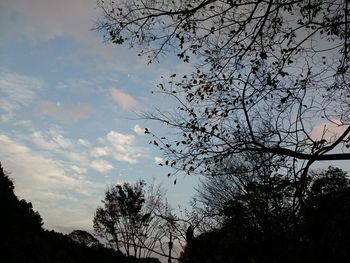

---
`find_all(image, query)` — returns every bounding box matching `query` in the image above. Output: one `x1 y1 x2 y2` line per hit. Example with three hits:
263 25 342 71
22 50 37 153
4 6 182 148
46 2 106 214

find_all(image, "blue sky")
0 0 198 233
1 0 350 235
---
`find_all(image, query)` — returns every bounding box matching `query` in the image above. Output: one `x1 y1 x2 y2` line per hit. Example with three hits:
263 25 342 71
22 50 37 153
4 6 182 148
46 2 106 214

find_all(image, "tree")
191 156 298 262
302 166 350 262
69 230 101 248
181 166 350 263
97 0 350 206
0 162 44 262
192 151 294 229
0 162 161 263
94 180 174 259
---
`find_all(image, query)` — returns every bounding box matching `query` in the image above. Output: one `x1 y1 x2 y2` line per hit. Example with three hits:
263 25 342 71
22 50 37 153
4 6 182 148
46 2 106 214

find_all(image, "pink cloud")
310 119 350 143
39 100 91 122
110 88 137 110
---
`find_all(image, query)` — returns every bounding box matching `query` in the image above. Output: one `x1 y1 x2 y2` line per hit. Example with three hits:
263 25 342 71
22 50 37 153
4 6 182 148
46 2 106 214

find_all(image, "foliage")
192 152 293 229
69 230 101 248
181 166 350 263
0 162 160 263
1 162 43 262
94 181 171 259
97 0 350 204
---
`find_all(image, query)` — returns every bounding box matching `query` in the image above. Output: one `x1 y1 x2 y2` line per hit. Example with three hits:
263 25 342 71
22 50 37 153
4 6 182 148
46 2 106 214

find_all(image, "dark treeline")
2 161 350 262
180 166 350 263
0 163 160 263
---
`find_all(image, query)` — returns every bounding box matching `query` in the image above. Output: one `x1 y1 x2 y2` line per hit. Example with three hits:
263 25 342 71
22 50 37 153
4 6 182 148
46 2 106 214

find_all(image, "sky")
0 0 199 233
1 0 350 236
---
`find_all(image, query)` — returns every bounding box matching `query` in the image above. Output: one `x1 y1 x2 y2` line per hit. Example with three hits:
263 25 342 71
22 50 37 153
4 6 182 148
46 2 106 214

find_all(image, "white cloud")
90 147 109 157
154 156 163 164
30 130 91 170
14 120 32 126
0 132 106 231
133 124 145 136
0 133 96 197
67 152 88 163
0 73 42 122
71 165 87 175
32 131 57 150
106 131 134 148
32 130 73 150
52 134 73 149
90 160 113 173
0 134 30 154
110 88 138 110
78 138 90 147
92 131 144 164
105 130 143 164
23 189 77 202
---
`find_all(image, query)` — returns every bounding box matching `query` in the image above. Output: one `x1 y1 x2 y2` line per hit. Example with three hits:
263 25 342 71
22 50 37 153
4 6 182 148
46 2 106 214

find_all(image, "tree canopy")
0 163 160 263
181 166 350 263
94 181 174 259
96 0 350 201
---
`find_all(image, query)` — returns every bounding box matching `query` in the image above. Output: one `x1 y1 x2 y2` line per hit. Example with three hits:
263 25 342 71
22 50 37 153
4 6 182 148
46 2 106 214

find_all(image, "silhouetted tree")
96 0 350 209
0 162 43 262
181 166 350 263
185 225 193 243
94 181 171 259
192 152 293 230
301 166 350 262
69 230 101 248
0 162 160 263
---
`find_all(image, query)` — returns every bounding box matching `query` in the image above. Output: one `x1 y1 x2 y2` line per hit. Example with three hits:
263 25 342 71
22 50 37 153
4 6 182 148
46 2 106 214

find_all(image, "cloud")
0 0 98 42
0 133 96 197
67 151 88 163
32 130 73 150
0 132 106 231
69 104 92 120
14 120 32 126
32 131 57 150
78 138 90 147
71 165 87 175
90 147 109 157
310 119 350 143
106 131 134 147
0 73 42 122
90 131 144 164
30 129 90 168
104 131 143 164
39 100 92 122
110 88 137 110
1 0 153 79
133 124 145 136
90 160 113 173
154 156 163 164
0 134 30 154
